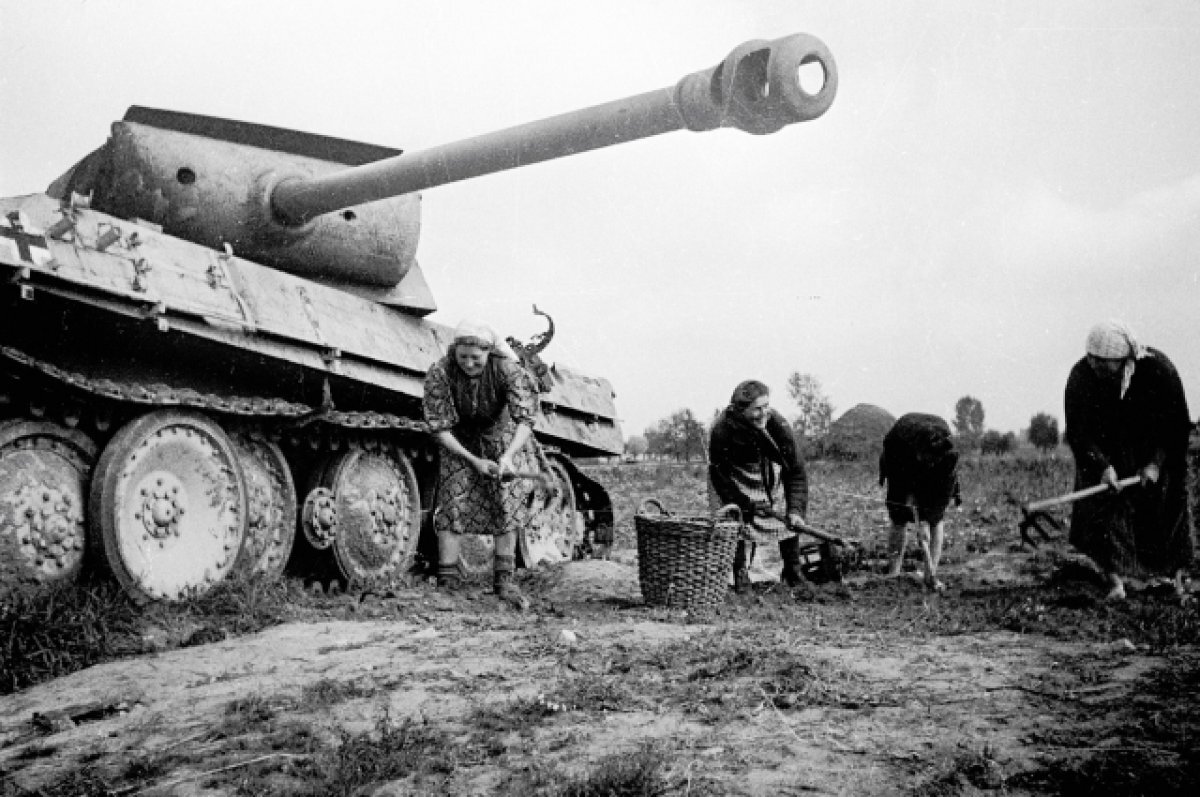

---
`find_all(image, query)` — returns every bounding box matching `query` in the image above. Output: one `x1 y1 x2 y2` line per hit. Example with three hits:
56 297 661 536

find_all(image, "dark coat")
1064 348 1194 577
708 406 808 520
879 413 961 525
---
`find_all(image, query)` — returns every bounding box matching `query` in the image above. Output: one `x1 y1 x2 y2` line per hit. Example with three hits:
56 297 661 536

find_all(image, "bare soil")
2 461 1198 796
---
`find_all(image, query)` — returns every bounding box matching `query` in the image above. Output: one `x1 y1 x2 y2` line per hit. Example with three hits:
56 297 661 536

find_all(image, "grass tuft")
308 710 452 796
504 742 723 797
1 573 317 695
0 578 140 694
299 677 378 709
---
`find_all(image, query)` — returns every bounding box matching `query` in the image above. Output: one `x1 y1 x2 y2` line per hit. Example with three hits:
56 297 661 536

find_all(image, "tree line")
954 395 1061 456
625 373 1062 461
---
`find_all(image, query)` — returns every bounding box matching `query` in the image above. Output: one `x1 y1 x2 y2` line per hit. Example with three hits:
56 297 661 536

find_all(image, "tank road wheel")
0 421 96 596
313 445 421 586
230 433 297 580
89 411 247 603
301 487 339 551
519 457 582 567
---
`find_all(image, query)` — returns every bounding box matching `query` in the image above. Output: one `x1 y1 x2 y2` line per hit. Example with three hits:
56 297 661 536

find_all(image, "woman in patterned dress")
708 380 809 592
423 319 543 609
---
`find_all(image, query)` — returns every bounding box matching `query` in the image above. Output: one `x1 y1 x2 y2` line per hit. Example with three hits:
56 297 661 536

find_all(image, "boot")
734 568 752 594
436 563 465 591
819 542 844 584
436 531 464 590
779 536 808 587
732 540 755 594
493 555 530 611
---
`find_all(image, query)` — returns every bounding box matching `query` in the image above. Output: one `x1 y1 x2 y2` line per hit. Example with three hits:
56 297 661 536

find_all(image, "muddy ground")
1 461 1198 796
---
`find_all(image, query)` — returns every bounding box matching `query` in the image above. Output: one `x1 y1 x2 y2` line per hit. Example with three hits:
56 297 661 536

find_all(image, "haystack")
825 403 895 460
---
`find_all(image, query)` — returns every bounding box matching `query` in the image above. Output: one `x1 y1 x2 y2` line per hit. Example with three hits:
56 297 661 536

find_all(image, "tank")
0 35 837 602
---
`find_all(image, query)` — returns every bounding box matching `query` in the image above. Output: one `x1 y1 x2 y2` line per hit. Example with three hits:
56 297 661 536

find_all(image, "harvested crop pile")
825 403 896 460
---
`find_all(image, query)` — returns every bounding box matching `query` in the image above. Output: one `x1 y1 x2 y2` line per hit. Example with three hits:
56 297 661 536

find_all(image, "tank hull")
0 193 619 599
1 193 622 452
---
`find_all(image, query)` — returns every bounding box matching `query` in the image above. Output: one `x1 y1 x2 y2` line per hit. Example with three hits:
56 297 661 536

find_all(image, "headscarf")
730 379 770 409
451 318 517 360
1085 320 1146 398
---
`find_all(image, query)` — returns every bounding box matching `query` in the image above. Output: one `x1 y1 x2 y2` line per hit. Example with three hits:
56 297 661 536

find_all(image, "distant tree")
644 409 707 461
786 372 834 440
643 427 665 460
624 435 648 460
1028 412 1061 453
676 410 709 461
953 395 985 450
980 430 1015 456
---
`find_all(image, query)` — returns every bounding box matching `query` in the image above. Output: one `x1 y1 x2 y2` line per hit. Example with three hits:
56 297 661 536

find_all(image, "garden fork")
1018 476 1140 547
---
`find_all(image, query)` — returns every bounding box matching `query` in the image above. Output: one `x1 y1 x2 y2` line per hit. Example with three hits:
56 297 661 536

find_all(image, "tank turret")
55 34 836 312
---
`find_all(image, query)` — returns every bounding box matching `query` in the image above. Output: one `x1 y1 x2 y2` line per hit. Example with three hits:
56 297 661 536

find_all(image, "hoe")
1018 476 1140 547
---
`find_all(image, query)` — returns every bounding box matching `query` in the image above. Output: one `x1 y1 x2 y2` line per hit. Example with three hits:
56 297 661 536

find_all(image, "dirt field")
2 458 1198 796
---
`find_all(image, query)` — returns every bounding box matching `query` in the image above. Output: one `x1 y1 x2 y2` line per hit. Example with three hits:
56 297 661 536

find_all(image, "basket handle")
637 498 670 517
714 504 742 524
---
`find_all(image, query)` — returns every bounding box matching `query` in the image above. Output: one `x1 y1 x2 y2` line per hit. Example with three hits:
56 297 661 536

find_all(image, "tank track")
1 346 429 435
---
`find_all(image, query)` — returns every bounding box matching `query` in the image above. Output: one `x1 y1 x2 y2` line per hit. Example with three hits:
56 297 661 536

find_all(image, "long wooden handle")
765 509 847 546
498 471 556 491
1025 476 1140 513
500 470 549 481
791 521 848 547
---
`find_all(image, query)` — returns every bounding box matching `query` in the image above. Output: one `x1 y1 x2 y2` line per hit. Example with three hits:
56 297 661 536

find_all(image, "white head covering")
1085 320 1146 398
451 318 517 360
453 318 495 347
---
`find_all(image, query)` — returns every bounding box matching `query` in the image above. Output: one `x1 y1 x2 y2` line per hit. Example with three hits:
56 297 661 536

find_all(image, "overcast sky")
3 0 1198 440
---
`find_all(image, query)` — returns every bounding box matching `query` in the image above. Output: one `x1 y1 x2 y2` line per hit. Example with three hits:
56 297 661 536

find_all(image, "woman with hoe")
423 319 546 610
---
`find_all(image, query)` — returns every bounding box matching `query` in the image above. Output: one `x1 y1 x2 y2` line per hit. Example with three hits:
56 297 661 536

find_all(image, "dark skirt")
885 479 952 526
1068 468 1194 579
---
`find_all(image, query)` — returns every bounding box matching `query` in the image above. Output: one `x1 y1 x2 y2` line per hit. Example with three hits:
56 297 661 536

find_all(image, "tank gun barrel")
270 34 836 226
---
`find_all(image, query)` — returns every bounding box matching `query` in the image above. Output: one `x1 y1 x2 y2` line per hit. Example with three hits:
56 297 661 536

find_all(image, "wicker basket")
635 499 741 608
